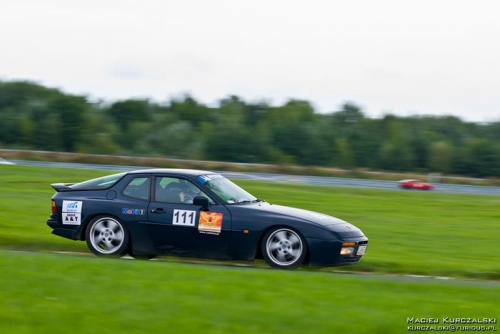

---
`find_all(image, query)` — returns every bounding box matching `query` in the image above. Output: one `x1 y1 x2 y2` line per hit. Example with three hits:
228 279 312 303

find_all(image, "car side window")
123 177 150 200
155 177 214 204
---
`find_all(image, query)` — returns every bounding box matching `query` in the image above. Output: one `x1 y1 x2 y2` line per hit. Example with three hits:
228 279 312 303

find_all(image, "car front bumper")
307 236 369 267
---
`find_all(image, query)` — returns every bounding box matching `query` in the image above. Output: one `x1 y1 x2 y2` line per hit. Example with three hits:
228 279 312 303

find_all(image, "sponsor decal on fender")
62 200 83 225
62 200 82 213
62 213 81 225
198 212 223 235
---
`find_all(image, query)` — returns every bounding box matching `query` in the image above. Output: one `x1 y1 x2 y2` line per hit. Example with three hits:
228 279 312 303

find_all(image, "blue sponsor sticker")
197 174 223 184
122 208 145 215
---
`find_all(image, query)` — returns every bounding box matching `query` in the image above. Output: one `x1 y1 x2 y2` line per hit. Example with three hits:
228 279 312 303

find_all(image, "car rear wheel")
261 228 307 269
85 216 129 257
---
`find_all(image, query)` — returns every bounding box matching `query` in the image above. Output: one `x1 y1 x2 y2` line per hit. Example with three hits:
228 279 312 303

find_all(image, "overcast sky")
1 0 499 122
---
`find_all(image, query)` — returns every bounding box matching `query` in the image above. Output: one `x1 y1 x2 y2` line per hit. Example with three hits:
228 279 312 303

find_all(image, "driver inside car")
168 188 193 204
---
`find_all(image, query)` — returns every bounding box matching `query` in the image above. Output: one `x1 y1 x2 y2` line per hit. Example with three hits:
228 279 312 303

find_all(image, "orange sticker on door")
198 212 223 234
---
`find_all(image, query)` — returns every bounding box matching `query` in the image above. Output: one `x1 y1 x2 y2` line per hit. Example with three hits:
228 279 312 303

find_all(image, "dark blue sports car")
47 169 368 268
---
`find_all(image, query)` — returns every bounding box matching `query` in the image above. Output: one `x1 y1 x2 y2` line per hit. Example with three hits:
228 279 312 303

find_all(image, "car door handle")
150 208 166 214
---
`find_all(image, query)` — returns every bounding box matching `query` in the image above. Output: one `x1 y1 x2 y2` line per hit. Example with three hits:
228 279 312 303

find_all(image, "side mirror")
193 196 210 211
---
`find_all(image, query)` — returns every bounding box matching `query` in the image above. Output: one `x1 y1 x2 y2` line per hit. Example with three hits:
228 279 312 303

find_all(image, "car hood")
245 203 364 237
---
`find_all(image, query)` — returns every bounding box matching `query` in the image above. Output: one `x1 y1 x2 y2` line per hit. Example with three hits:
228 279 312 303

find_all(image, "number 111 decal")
172 210 196 226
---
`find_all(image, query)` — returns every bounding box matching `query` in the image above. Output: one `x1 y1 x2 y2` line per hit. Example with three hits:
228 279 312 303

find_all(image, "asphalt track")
2 249 498 286
7 159 500 196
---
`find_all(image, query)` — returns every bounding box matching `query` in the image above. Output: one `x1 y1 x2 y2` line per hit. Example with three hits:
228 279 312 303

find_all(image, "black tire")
261 227 307 269
85 216 129 257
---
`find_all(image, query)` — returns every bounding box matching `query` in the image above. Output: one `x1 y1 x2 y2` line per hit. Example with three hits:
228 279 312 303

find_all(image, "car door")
146 175 231 250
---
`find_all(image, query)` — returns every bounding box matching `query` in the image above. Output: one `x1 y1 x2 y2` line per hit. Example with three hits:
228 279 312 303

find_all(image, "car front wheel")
261 228 307 269
85 216 129 257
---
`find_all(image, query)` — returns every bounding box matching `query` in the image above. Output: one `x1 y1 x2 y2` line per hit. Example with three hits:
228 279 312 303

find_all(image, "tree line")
1 80 499 177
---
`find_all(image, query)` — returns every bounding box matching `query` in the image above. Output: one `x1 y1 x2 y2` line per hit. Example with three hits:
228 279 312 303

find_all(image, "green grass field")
1 165 499 333
1 251 498 334
1 164 499 279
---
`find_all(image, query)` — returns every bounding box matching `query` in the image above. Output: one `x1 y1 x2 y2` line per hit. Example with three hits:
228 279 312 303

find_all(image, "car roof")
127 168 214 177
399 179 419 182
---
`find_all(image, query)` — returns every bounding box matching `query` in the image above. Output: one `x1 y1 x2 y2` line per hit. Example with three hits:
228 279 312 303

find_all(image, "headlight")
340 247 355 255
340 241 356 255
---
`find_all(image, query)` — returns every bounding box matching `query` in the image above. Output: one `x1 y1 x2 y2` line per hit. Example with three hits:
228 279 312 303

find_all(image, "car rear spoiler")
51 183 76 192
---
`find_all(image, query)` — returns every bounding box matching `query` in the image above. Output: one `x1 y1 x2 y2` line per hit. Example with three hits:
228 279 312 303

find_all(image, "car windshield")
196 174 257 204
70 172 126 190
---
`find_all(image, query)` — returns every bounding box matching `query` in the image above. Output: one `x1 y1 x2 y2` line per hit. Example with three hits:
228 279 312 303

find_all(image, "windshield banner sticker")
196 174 223 184
198 212 223 235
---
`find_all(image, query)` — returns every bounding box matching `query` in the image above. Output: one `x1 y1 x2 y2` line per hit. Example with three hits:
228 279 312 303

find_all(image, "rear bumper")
47 218 79 240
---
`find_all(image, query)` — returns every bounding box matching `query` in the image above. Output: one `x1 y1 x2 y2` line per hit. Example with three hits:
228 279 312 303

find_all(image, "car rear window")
123 177 150 200
70 172 126 190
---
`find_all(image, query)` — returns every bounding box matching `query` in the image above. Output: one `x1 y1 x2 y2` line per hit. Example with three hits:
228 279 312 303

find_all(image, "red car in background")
398 179 435 190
